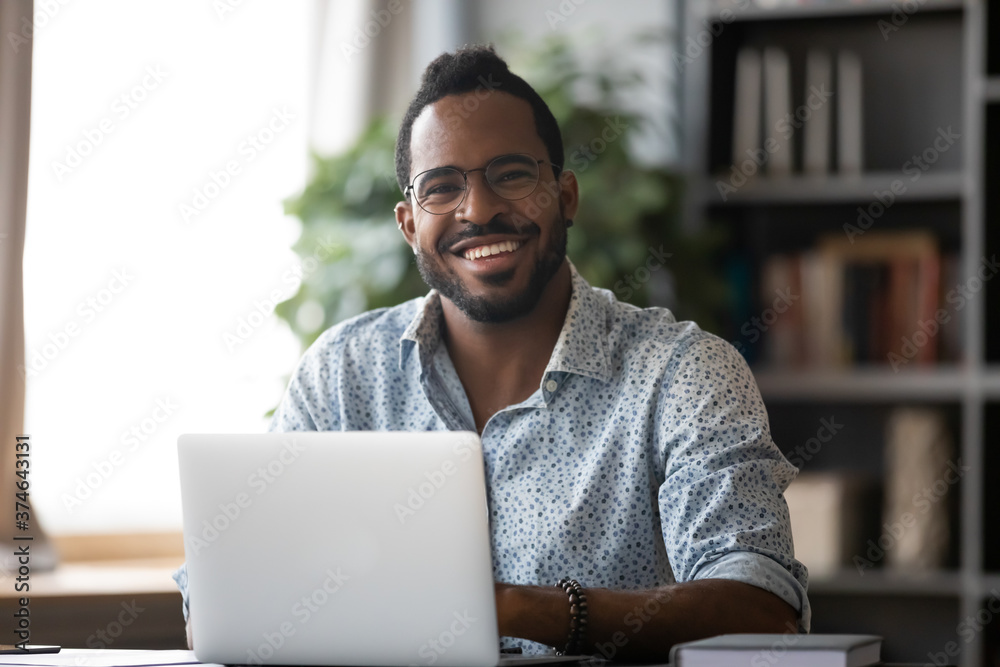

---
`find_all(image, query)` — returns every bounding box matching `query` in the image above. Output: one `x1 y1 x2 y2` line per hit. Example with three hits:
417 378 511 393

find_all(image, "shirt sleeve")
270 328 342 432
656 333 810 632
171 563 189 622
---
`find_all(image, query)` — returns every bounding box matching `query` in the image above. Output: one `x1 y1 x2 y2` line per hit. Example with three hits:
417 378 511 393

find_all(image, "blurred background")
1 0 998 664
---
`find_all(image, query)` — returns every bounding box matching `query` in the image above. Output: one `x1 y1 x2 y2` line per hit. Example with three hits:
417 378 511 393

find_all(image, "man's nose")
455 172 506 225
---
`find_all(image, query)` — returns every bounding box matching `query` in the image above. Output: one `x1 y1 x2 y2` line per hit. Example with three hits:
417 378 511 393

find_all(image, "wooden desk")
0 558 186 649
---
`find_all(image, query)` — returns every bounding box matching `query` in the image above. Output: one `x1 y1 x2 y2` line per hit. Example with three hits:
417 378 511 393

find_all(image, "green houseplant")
278 37 725 352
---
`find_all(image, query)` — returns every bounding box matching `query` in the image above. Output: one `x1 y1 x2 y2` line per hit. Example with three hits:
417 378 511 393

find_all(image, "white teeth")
463 240 521 260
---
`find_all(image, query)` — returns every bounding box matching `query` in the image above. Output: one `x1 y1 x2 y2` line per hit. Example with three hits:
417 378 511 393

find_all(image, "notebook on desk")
177 432 586 667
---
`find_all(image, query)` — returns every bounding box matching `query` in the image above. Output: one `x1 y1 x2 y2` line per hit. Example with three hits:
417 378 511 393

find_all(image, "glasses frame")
403 153 560 215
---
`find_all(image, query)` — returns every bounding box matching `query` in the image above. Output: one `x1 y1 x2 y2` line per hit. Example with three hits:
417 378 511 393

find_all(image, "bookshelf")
681 1 995 665
699 171 966 205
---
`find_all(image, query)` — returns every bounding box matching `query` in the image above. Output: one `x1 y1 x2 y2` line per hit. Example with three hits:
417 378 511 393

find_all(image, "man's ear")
394 201 416 250
558 170 579 222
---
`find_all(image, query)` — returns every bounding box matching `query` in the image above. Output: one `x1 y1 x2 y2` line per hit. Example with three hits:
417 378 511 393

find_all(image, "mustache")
440 214 538 250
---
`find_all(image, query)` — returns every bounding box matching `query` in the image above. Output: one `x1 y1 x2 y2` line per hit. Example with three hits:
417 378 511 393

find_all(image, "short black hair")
395 44 564 194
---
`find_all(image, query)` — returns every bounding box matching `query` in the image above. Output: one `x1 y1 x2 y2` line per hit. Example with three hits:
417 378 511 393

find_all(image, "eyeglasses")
404 153 557 215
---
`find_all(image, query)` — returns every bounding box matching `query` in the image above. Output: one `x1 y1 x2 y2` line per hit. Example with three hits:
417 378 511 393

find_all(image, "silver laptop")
178 432 585 667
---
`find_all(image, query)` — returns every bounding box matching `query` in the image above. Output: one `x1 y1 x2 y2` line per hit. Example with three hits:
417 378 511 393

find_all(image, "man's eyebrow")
416 164 461 177
416 154 537 177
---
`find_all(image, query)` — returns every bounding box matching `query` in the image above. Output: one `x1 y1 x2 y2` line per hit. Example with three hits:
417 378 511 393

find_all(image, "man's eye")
422 183 462 196
494 169 532 182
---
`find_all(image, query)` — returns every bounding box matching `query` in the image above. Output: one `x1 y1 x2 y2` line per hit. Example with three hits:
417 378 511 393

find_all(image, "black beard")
414 214 567 324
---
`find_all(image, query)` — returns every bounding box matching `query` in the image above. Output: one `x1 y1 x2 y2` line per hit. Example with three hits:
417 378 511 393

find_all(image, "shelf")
984 370 1000 398
752 366 968 402
982 574 1000 593
755 367 1000 400
986 77 1000 103
701 171 965 207
703 0 964 22
807 569 962 596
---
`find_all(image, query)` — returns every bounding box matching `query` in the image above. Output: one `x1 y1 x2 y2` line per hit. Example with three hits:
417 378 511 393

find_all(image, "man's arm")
492 334 807 659
496 579 797 661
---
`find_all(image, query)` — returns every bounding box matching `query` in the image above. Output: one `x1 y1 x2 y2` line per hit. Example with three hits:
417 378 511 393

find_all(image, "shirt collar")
399 261 612 384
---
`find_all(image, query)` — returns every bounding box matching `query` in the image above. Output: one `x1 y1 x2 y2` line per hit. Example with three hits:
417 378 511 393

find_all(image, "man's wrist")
496 583 573 650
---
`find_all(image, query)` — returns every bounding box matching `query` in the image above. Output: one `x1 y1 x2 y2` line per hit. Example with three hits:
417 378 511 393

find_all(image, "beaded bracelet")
555 577 588 655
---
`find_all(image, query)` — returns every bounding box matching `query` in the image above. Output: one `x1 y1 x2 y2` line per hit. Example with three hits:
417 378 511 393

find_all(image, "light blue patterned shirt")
175 262 809 652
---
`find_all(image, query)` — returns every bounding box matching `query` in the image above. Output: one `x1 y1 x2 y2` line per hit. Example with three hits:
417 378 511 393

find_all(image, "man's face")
395 91 578 324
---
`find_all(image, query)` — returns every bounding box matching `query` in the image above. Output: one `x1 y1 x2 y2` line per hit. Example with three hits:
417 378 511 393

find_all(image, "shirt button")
545 380 558 392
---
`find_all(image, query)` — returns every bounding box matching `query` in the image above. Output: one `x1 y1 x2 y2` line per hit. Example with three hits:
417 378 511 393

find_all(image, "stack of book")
781 405 955 576
782 472 877 577
730 45 862 177
756 231 960 368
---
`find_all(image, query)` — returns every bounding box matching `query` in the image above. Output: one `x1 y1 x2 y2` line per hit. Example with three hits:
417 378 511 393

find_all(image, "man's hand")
186 617 193 650
494 579 798 662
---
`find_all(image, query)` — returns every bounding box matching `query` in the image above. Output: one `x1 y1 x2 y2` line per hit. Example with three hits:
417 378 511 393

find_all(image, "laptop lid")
178 431 500 667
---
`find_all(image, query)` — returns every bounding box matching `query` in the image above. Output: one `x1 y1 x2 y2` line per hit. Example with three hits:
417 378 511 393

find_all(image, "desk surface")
0 650 954 667
0 558 181 598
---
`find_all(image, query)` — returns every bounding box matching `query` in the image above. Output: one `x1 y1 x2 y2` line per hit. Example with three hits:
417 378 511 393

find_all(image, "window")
23 0 311 534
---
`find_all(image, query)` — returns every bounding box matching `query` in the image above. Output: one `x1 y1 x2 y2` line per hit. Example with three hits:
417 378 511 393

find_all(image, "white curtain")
0 0 57 572
308 0 415 156
307 0 469 157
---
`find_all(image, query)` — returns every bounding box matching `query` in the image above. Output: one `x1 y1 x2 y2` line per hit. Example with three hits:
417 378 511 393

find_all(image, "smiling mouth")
461 240 523 261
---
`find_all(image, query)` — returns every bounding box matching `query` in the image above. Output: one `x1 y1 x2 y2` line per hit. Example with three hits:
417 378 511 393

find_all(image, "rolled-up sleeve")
171 563 189 622
656 334 810 631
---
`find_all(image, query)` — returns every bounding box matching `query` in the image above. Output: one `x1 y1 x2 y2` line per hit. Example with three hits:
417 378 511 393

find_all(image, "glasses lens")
486 155 539 200
415 167 465 214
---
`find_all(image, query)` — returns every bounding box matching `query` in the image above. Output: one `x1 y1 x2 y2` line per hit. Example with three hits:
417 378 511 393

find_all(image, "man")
176 45 809 660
